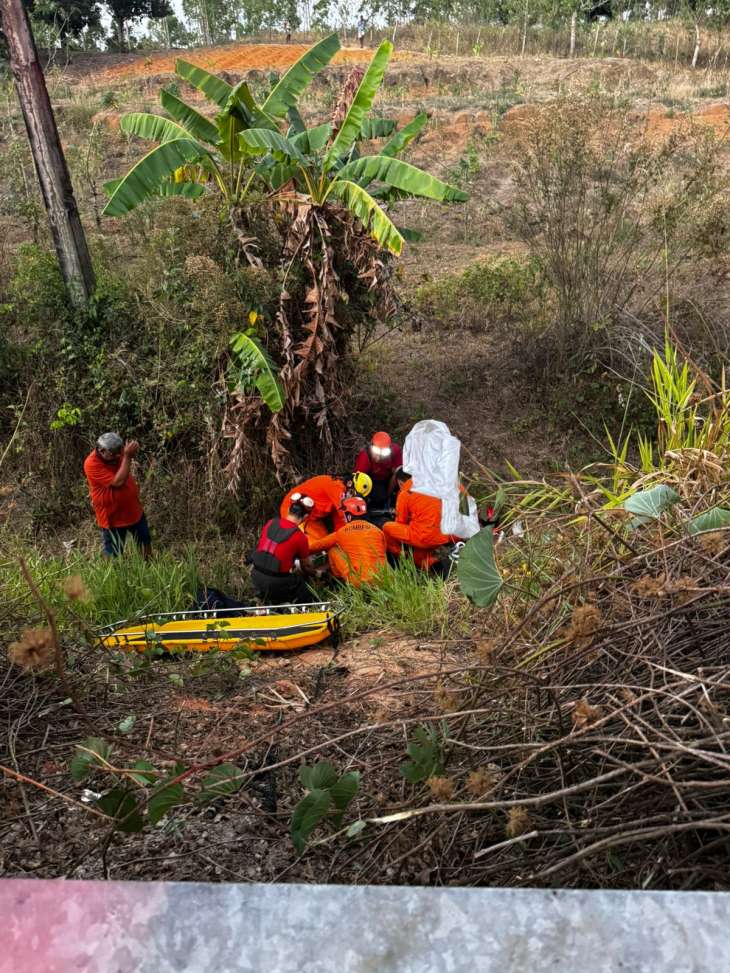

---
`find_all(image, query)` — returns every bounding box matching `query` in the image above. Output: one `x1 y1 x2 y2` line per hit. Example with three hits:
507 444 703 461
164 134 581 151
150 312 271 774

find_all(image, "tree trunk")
1 0 95 309
692 23 701 69
570 10 577 58
115 16 125 51
521 0 529 57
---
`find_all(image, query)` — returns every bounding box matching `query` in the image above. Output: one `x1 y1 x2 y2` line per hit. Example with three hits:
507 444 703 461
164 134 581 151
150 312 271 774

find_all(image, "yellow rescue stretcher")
98 602 339 653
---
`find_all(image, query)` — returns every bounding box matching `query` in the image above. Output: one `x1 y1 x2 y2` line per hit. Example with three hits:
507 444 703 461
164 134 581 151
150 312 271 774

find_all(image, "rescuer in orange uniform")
280 473 372 541
308 496 387 587
280 475 348 541
383 468 453 570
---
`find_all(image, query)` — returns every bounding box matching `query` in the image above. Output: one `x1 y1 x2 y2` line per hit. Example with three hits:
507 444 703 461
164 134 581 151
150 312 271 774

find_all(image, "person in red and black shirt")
354 431 403 517
83 432 151 558
249 497 314 605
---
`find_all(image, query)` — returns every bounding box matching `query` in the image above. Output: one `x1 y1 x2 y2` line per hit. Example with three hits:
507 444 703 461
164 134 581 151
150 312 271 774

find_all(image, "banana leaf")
262 33 340 119
158 182 206 200
230 332 285 413
287 105 307 135
338 155 467 202
120 112 192 144
358 117 397 140
239 129 307 165
160 89 219 145
458 527 503 608
324 41 393 170
329 179 404 255
291 122 332 155
102 139 207 217
175 59 232 109
381 112 428 158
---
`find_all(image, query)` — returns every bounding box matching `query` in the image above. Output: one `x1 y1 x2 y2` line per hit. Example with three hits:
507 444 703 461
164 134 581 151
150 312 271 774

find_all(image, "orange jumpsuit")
383 478 452 569
280 475 346 541
309 519 387 587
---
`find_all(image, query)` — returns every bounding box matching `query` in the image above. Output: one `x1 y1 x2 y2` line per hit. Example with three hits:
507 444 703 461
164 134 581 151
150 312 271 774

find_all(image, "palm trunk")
1 0 95 308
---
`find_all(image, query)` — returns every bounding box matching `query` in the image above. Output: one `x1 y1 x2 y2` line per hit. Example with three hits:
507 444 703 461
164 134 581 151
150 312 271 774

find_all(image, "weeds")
331 558 454 639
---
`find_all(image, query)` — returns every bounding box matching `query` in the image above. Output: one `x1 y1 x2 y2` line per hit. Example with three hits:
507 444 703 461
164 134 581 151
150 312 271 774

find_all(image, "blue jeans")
101 513 151 556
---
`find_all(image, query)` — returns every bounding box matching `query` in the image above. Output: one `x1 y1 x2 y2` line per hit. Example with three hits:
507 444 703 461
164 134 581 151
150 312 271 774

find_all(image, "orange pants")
383 522 440 570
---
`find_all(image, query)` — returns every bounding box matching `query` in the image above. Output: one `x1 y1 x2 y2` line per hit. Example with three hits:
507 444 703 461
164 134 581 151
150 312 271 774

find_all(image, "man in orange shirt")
383 468 452 570
279 473 372 541
309 497 387 587
83 432 151 558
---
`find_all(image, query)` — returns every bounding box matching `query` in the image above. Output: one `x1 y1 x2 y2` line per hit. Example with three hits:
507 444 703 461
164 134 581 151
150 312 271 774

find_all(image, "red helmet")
371 431 392 450
343 496 367 518
370 431 392 460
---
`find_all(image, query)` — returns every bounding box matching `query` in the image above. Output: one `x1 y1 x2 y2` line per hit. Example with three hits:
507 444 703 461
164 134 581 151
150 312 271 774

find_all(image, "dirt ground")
1 631 471 883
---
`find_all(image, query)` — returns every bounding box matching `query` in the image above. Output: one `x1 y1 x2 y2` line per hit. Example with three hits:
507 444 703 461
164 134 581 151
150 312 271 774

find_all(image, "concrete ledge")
3 880 729 972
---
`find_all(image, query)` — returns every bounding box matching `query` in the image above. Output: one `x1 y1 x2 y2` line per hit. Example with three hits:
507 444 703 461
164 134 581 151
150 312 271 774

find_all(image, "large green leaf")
175 59 232 109
239 128 306 165
158 182 206 200
199 762 244 800
623 484 680 528
338 155 467 202
291 123 332 155
291 788 332 853
148 780 185 825
230 331 285 412
359 117 397 140
381 112 428 158
287 105 307 135
102 139 207 217
458 527 504 609
329 771 360 826
97 787 144 833
329 179 404 255
325 41 393 170
263 33 341 119
120 112 192 144
299 761 338 791
688 507 730 535
160 88 219 145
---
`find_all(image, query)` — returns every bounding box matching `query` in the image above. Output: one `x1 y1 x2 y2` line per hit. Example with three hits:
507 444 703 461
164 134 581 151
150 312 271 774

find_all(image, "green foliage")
70 737 113 781
458 527 504 608
688 508 730 535
291 761 360 852
332 558 452 638
414 256 543 331
199 763 245 800
623 484 680 528
1 545 199 630
229 331 285 412
400 723 446 784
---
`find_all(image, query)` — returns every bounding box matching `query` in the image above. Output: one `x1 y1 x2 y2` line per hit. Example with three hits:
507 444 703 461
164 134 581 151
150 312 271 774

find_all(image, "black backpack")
250 519 299 574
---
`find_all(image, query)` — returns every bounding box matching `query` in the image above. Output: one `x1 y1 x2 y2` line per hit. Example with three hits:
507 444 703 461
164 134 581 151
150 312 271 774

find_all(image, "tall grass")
331 557 454 639
1 545 201 631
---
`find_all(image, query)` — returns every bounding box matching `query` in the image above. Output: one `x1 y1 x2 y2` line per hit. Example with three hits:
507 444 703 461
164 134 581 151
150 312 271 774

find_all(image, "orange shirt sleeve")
308 531 338 554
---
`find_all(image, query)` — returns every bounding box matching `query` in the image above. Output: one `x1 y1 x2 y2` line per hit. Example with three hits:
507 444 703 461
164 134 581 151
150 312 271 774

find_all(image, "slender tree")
1 0 95 308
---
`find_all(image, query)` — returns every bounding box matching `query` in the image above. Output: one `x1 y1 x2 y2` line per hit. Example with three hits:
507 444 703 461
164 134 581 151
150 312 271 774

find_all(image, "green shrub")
414 256 543 331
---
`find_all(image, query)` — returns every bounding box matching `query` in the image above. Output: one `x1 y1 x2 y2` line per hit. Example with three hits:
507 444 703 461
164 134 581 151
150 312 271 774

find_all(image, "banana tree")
102 36 468 483
102 33 342 217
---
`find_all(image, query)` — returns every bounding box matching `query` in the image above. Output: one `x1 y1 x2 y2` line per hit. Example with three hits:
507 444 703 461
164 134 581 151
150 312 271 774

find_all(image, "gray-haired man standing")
83 432 152 557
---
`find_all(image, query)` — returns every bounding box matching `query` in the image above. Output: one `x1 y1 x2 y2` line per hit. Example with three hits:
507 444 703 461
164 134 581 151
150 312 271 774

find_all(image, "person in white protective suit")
382 420 480 573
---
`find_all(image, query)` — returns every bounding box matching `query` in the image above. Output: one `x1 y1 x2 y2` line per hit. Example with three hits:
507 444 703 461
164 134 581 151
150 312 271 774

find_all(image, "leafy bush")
414 256 543 332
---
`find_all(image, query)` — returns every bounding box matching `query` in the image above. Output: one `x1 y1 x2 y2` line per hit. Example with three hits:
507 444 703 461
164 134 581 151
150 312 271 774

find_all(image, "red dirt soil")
95 42 388 81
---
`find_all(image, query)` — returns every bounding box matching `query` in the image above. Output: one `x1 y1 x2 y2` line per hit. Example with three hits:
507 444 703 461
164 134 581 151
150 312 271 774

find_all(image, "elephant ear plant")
103 36 467 482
